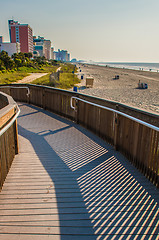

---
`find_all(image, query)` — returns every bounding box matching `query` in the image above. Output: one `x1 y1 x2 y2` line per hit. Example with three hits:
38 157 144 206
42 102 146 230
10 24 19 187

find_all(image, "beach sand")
76 64 159 114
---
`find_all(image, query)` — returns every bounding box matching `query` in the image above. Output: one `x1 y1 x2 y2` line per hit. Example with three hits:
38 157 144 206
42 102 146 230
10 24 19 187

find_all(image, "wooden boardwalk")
0 103 158 240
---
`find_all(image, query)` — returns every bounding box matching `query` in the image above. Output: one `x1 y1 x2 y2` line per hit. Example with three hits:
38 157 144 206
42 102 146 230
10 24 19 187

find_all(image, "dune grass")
60 63 77 73
0 72 29 84
31 74 53 86
31 63 80 89
31 71 80 89
13 65 58 73
58 72 80 89
0 65 59 85
0 63 80 89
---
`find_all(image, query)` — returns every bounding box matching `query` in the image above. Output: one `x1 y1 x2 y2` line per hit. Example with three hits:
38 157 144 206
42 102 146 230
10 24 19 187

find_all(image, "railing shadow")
17 103 159 239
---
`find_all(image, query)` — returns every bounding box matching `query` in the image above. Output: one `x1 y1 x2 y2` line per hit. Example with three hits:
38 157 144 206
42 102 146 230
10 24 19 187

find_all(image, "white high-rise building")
0 36 20 57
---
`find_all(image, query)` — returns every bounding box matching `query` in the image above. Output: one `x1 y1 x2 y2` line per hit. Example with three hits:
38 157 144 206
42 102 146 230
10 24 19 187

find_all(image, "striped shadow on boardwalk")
0 103 158 240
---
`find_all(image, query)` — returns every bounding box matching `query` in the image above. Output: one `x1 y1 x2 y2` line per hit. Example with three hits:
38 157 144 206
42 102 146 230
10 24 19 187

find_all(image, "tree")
14 58 22 69
0 59 5 71
0 51 14 70
24 52 32 59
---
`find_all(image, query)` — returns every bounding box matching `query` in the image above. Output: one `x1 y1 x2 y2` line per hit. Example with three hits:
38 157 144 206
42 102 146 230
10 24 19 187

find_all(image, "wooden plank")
1 102 159 240
0 108 15 129
0 234 62 240
0 225 158 236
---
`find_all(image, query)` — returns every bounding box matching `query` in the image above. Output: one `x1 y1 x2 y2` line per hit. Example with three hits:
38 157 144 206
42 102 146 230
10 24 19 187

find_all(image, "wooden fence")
0 84 158 187
73 97 159 187
0 92 8 109
0 91 19 190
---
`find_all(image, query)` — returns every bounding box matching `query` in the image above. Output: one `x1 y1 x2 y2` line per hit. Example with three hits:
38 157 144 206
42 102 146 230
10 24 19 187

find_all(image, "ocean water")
93 62 159 72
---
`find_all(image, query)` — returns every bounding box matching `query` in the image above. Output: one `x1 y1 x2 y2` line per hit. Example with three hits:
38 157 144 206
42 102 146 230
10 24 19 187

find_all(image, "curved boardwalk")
0 103 158 240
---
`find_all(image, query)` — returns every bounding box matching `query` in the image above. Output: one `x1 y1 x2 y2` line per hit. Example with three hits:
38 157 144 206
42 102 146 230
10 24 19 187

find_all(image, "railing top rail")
71 97 159 132
0 92 20 136
0 86 30 97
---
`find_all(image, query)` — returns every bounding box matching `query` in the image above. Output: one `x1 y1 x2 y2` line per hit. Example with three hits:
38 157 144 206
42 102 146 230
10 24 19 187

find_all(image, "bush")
0 66 6 71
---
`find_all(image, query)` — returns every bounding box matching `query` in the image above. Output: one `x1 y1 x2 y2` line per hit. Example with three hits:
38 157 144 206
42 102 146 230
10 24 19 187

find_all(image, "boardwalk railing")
71 96 159 188
0 91 20 190
0 84 158 187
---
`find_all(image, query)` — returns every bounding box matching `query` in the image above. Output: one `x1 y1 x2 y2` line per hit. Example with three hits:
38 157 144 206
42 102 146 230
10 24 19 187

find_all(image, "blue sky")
0 0 159 62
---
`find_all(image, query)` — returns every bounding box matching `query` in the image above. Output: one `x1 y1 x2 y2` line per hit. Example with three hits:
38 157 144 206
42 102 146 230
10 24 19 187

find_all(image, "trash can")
73 86 78 92
115 75 119 79
144 83 148 89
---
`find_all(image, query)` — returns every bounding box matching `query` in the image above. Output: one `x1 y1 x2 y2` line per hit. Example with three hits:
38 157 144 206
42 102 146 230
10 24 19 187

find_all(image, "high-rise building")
0 35 20 56
33 36 51 60
44 40 51 60
50 47 54 59
53 49 70 62
8 19 33 53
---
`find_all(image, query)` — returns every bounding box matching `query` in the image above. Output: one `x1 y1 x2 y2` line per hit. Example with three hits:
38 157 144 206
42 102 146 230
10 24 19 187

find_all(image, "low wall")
0 92 8 109
0 91 19 190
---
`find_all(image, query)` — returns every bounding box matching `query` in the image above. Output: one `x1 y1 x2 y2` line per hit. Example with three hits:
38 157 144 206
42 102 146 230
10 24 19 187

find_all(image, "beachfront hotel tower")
33 36 51 60
8 20 33 53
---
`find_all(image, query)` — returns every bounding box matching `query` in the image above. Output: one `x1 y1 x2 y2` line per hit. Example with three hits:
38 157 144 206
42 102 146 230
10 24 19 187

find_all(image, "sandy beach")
76 64 159 114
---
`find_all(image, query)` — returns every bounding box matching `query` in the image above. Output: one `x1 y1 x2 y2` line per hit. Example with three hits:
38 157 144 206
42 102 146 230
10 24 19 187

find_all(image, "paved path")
16 73 48 84
0 104 158 239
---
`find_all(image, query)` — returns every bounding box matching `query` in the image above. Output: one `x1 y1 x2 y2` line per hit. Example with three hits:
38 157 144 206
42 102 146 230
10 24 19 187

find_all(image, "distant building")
68 53 70 62
0 36 20 57
33 36 51 60
71 58 77 62
54 49 70 62
33 50 40 58
50 47 54 59
44 40 51 60
0 36 3 43
8 19 33 53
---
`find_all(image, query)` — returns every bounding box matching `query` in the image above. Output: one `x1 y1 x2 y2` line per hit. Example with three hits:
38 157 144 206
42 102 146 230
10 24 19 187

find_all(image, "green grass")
0 63 80 89
0 65 59 85
58 72 80 89
41 65 59 73
60 63 77 73
30 63 80 89
0 72 29 84
31 71 80 89
17 65 58 73
31 74 54 86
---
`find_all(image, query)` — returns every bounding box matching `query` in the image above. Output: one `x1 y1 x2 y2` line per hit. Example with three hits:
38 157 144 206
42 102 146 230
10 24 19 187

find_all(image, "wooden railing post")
14 119 19 154
42 88 46 110
114 112 119 150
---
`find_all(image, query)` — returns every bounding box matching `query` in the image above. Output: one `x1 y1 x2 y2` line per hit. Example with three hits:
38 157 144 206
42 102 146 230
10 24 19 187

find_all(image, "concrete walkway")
0 104 158 239
16 73 48 84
